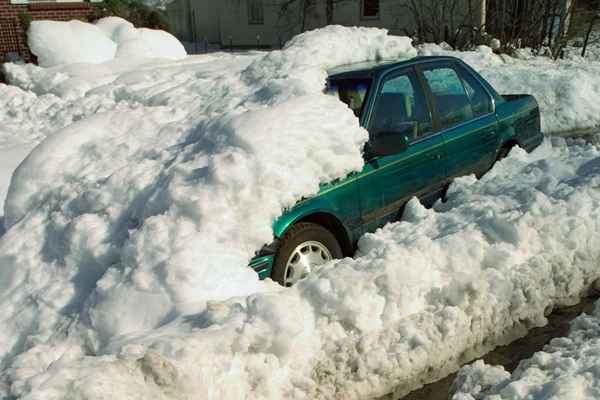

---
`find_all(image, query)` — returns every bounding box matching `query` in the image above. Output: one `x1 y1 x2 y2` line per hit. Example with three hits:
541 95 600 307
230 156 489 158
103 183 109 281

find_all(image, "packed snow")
565 30 600 62
451 298 600 399
28 17 186 67
0 25 600 399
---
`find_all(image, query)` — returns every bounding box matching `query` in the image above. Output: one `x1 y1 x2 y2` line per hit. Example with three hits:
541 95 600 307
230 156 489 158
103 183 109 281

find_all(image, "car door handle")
433 154 441 160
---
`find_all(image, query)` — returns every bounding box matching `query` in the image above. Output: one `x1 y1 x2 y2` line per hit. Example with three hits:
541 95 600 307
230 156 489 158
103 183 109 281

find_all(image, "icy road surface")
0 23 600 399
451 296 600 400
386 295 599 400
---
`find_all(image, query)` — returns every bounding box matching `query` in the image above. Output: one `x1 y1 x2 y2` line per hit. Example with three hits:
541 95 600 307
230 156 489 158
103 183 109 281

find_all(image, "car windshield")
327 78 371 118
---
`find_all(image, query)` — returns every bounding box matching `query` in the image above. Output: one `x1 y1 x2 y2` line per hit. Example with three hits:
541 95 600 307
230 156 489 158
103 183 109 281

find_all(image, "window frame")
327 77 373 120
416 61 494 134
368 66 435 143
360 0 380 20
454 62 495 118
247 0 264 25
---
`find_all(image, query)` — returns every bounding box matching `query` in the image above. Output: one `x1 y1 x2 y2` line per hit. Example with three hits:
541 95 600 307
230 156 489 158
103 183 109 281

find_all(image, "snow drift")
1 26 600 399
451 298 600 400
0 26 419 398
5 135 600 399
28 17 186 67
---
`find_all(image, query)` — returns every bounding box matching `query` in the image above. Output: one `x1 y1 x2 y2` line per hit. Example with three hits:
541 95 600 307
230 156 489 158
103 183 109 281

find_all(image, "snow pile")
0 53 256 228
28 20 116 66
451 299 600 400
28 17 186 67
12 37 600 137
4 130 600 398
2 26 600 399
0 144 34 223
565 31 600 62
418 44 600 134
0 27 420 399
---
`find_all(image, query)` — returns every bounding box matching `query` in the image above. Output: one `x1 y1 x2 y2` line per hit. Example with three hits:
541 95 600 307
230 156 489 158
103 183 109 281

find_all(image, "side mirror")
370 123 414 157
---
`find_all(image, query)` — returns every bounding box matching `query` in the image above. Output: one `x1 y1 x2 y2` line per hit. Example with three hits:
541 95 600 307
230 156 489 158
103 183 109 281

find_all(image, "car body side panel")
357 133 447 234
497 95 543 151
442 113 500 179
272 177 361 242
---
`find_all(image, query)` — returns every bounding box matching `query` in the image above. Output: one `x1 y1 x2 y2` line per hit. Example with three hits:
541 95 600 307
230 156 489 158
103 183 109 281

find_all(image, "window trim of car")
453 62 497 116
363 58 499 152
415 61 497 136
411 111 496 146
455 61 498 112
365 66 435 139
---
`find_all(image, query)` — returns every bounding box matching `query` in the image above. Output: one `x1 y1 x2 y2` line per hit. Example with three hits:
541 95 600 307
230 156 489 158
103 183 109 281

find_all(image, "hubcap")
284 241 332 287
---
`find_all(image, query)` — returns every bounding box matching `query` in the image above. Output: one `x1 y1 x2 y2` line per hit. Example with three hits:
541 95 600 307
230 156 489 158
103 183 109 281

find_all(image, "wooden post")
582 14 599 57
480 0 487 28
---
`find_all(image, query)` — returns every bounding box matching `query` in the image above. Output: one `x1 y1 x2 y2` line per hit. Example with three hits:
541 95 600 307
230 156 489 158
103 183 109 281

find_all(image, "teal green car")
249 56 542 286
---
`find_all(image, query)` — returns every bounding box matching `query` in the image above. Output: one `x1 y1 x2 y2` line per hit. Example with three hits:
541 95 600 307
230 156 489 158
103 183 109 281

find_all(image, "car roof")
327 56 460 80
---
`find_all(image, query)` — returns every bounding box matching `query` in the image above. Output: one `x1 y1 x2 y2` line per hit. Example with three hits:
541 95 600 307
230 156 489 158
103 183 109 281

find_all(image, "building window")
248 0 264 25
361 0 379 19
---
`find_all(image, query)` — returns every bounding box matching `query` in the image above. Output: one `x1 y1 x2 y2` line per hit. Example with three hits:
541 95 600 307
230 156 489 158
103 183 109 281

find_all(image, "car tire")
272 222 343 287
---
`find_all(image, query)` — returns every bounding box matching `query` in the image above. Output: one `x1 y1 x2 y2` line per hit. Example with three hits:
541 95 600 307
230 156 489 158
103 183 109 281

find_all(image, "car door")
357 67 447 234
418 62 499 180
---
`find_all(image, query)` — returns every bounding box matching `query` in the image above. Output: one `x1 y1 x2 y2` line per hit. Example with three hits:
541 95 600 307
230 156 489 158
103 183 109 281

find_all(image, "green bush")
18 10 33 32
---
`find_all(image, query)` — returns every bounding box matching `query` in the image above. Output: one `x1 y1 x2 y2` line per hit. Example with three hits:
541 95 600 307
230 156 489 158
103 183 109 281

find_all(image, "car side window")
457 68 493 117
370 70 432 141
423 66 474 130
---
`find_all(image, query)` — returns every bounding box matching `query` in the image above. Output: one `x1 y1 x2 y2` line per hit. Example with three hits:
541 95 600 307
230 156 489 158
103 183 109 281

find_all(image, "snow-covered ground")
0 21 599 399
565 31 600 62
451 297 600 399
0 144 32 230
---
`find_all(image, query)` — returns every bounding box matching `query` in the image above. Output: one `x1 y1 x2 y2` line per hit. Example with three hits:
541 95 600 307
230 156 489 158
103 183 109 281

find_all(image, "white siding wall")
219 0 286 48
166 0 220 44
330 1 414 36
166 0 486 49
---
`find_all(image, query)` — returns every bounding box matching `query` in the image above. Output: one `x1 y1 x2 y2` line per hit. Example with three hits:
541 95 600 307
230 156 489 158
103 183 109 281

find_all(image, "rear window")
327 79 372 118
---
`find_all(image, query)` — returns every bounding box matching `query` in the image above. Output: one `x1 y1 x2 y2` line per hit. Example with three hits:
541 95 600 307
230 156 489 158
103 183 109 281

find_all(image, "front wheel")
272 222 342 287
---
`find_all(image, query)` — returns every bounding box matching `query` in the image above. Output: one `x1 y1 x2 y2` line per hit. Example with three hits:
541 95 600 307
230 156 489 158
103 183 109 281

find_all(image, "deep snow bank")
0 53 257 234
10 39 600 137
2 27 600 399
5 136 600 399
451 298 600 400
0 27 417 398
28 17 186 67
0 144 34 220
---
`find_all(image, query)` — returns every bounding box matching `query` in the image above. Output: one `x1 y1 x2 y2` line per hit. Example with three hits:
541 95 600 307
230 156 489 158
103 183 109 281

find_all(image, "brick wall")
0 0 95 62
